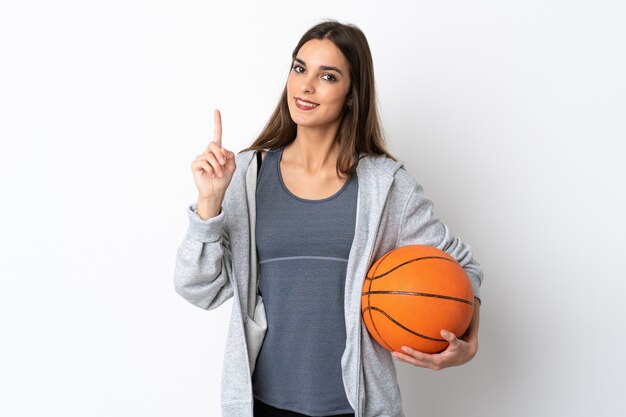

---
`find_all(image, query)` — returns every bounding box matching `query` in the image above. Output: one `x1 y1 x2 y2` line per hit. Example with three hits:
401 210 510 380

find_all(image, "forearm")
462 297 481 348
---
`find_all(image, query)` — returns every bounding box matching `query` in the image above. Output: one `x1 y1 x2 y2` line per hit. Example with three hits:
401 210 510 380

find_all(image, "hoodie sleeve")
173 202 234 310
396 182 483 302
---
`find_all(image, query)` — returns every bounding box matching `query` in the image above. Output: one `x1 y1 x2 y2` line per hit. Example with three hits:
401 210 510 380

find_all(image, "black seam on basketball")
364 256 460 281
362 290 473 305
362 306 446 342
366 250 395 352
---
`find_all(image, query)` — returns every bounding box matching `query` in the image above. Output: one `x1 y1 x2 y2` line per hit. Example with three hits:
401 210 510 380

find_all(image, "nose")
300 74 315 94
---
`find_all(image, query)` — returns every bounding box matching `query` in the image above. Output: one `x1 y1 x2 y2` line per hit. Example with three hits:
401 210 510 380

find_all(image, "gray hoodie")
174 149 483 417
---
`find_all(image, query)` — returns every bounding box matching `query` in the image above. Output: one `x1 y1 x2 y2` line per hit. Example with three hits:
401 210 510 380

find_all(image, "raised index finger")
213 109 222 147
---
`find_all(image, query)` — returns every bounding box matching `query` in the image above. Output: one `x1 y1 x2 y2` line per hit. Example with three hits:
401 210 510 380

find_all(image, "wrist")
196 195 224 220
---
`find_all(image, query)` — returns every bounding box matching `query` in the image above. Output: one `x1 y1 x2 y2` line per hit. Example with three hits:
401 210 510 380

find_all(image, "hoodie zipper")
355 199 386 417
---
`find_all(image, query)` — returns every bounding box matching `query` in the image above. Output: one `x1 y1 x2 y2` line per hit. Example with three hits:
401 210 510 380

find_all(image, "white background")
1 1 624 416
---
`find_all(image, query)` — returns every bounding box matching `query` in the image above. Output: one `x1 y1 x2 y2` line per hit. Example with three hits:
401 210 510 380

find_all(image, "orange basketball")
361 244 475 354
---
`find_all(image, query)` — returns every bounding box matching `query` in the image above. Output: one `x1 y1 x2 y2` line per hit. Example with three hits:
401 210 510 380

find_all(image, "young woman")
175 20 483 417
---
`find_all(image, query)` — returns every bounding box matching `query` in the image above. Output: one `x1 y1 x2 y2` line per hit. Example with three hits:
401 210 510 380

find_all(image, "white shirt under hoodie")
174 148 484 417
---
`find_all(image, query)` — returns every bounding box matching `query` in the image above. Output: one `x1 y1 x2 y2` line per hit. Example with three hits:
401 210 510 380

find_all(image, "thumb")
440 329 458 343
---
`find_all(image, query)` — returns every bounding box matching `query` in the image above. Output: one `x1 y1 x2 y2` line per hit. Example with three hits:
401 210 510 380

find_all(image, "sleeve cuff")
186 202 225 242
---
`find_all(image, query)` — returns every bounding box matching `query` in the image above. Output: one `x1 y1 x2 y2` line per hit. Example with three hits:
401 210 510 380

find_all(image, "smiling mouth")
295 98 319 110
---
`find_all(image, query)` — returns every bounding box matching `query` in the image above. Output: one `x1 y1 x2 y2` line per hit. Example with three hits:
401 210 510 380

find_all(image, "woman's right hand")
191 109 237 199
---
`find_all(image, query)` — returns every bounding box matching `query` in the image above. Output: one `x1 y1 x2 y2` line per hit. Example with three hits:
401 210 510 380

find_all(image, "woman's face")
286 38 352 130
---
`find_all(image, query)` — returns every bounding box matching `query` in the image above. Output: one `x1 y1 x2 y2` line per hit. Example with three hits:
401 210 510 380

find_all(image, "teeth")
297 99 318 108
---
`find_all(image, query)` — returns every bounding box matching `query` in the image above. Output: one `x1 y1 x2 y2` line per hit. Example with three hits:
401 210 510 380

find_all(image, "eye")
292 64 336 82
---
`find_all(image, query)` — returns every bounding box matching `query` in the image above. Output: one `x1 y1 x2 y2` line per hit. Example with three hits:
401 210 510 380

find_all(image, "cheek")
324 90 349 112
327 84 350 105
286 75 297 94
286 79 296 105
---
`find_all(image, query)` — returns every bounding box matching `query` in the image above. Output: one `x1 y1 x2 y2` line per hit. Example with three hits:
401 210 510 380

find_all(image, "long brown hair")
240 19 398 179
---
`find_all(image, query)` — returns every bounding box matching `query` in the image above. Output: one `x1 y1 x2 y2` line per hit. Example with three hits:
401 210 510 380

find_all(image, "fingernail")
402 346 410 352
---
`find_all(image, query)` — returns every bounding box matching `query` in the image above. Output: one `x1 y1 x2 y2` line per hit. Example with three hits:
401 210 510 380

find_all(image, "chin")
288 109 341 129
287 107 314 126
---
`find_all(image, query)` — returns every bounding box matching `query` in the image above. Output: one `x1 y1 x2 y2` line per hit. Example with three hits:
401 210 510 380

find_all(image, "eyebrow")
294 58 344 76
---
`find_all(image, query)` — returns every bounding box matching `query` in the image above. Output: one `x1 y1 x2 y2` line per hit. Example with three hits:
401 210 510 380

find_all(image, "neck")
286 125 340 174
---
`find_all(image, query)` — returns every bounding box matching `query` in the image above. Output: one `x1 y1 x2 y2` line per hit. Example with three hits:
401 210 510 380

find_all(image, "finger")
392 351 441 370
192 158 215 177
203 141 228 165
224 148 235 160
399 346 435 362
405 347 448 370
192 153 216 175
214 109 222 147
440 329 461 347
191 159 209 176
199 160 216 177
203 152 224 177
221 149 234 163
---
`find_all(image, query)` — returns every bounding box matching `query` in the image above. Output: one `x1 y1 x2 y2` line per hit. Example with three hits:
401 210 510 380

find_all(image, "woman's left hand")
391 297 481 370
391 329 477 370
